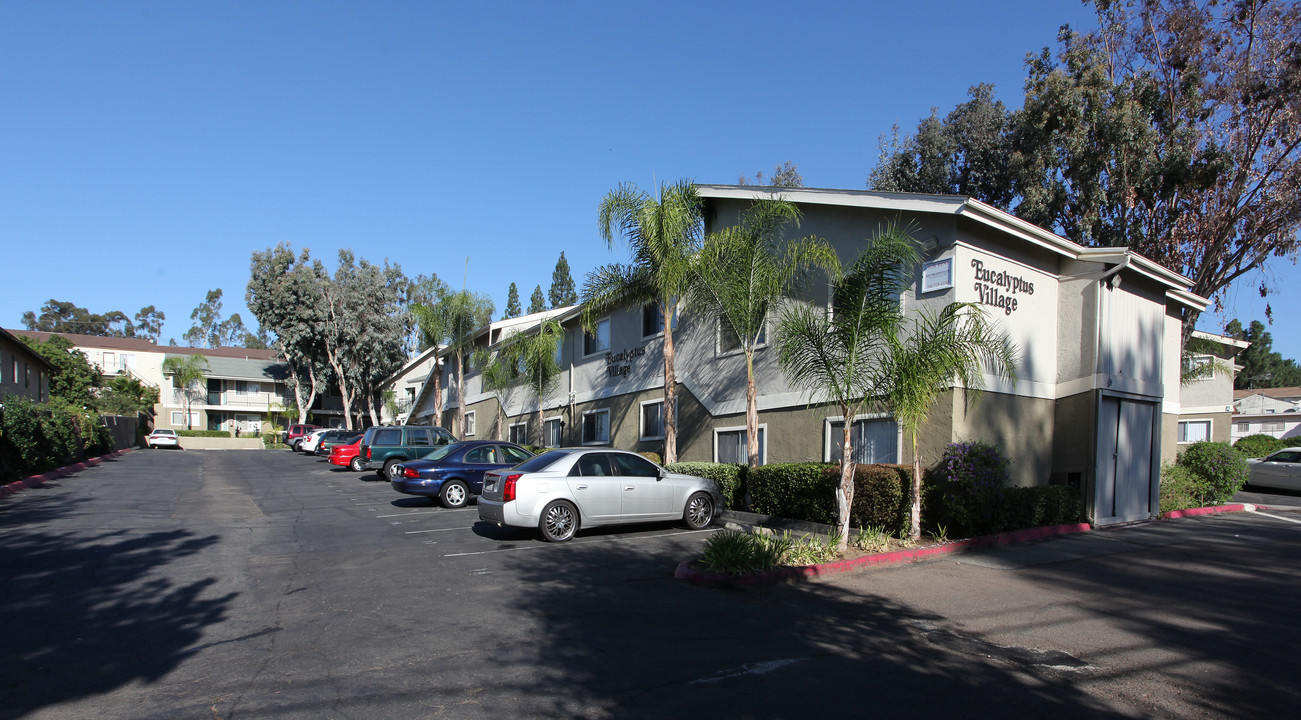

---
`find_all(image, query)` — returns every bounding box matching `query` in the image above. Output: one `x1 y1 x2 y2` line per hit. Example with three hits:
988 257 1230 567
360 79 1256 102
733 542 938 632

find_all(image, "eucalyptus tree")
691 198 839 472
247 244 330 423
586 179 703 464
161 354 209 430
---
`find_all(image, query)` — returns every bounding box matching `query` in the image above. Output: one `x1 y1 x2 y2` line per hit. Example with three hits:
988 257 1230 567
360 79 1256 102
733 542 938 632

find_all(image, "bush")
925 442 1012 537
177 429 233 438
848 464 910 536
1160 463 1209 513
666 462 745 511
1233 434 1289 458
1175 441 1248 504
0 396 115 480
749 463 839 525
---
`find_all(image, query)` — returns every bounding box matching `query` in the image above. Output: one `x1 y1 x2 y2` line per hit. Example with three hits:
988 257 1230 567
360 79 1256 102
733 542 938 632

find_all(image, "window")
25 362 30 388
581 409 610 445
1263 420 1284 432
464 411 476 437
642 302 678 338
584 318 610 356
171 411 199 427
543 417 563 447
1177 420 1211 443
374 428 402 446
1238 422 1251 432
641 400 664 440
716 427 765 465
574 453 613 476
718 314 766 356
465 446 499 464
235 381 258 395
103 352 115 372
502 445 532 463
408 429 433 446
1182 355 1212 379
509 422 528 445
612 453 659 476
827 417 898 464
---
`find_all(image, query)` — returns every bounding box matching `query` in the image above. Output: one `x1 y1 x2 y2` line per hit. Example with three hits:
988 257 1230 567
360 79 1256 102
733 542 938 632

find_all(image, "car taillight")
364 447 371 459
401 467 419 478
502 473 521 502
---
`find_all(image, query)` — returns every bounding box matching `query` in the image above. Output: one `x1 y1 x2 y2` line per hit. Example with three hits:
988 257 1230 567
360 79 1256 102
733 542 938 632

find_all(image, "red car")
329 437 364 472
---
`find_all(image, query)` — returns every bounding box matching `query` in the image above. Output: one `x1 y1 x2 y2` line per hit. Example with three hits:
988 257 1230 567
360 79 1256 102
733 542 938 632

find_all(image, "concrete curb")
678 502 1259 588
0 447 135 499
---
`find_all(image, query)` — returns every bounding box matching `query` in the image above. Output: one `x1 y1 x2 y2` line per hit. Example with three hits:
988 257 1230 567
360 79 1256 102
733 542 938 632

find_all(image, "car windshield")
514 451 568 473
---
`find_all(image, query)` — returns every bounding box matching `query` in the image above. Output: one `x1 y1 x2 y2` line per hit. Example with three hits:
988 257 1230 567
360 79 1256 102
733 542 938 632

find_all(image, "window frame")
508 422 528 446
464 410 476 437
583 317 611 357
581 408 611 445
716 313 767 358
639 398 670 441
1177 419 1212 444
641 301 679 340
713 423 767 466
823 413 900 464
543 416 564 448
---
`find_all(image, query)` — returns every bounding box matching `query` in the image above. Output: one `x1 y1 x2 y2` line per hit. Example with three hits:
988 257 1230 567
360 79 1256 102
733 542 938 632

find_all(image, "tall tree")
1225 318 1301 388
739 161 805 187
247 244 330 423
475 347 517 440
504 282 522 319
504 317 564 442
527 285 547 314
691 198 839 475
778 225 1016 546
20 335 99 408
549 252 578 307
22 299 145 338
132 306 165 343
410 277 455 425
445 290 495 438
161 354 208 430
587 179 703 464
184 289 252 348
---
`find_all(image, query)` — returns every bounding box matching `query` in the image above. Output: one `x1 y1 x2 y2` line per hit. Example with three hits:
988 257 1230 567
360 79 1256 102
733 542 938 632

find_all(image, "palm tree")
512 317 564 442
778 224 1017 546
475 347 516 440
690 198 839 476
161 354 209 430
412 283 493 438
878 303 1018 539
586 179 703 463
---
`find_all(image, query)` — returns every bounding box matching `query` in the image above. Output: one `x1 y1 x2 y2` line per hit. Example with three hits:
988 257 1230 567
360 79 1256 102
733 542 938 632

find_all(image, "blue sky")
2 1 1296 359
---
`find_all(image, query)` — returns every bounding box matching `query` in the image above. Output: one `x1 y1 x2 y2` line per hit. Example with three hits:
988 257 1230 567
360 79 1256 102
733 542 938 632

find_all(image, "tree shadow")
464 534 1137 718
0 498 233 720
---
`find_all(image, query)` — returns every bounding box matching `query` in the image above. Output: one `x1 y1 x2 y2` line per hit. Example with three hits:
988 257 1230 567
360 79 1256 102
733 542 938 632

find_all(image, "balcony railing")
173 389 290 409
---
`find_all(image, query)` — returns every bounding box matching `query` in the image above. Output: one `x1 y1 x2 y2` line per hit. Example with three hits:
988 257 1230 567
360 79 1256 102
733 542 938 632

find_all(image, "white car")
298 428 333 455
477 448 721 542
1246 447 1301 491
146 429 180 449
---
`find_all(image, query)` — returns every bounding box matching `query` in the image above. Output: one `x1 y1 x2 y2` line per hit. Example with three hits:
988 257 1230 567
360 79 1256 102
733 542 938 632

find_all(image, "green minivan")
359 425 456 480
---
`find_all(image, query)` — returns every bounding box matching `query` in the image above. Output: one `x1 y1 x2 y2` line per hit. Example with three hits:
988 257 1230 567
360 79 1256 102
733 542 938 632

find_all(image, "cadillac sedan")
477 448 720 542
1246 447 1301 492
391 441 534 508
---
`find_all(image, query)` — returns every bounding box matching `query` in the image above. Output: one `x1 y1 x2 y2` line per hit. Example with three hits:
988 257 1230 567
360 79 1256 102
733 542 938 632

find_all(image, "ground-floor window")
171 411 199 428
641 400 664 440
582 409 610 445
1263 420 1284 433
544 417 563 447
1238 421 1251 432
827 416 898 464
465 411 476 437
509 422 527 445
716 426 765 465
1177 419 1211 443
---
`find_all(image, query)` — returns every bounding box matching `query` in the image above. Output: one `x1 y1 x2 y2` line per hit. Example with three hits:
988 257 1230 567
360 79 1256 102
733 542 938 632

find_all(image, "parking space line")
404 527 472 535
376 508 475 518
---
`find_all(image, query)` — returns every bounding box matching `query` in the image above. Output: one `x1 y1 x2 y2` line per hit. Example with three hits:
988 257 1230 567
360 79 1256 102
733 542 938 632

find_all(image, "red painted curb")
1160 503 1248 519
677 522 1094 587
0 447 135 500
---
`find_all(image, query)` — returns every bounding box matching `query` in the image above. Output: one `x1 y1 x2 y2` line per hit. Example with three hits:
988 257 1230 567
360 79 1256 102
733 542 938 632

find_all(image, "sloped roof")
9 329 279 360
163 352 288 381
1234 386 1301 400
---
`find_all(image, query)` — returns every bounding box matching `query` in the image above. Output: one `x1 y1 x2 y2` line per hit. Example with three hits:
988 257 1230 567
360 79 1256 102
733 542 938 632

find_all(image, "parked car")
391 441 534 508
299 428 334 455
286 424 320 451
477 448 720 542
316 430 363 457
1246 447 1301 491
359 425 456 480
329 437 365 472
146 428 180 449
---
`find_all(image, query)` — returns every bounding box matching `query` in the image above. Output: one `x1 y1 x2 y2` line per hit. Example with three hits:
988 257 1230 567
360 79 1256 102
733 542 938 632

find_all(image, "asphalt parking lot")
3 449 1300 719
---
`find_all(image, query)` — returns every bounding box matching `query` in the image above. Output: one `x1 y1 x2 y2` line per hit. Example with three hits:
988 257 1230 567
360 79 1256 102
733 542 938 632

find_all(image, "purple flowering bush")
925 441 1012 537
1175 441 1248 505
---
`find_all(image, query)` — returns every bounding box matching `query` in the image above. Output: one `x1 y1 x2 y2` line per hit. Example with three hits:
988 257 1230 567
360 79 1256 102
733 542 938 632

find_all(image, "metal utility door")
1095 397 1157 525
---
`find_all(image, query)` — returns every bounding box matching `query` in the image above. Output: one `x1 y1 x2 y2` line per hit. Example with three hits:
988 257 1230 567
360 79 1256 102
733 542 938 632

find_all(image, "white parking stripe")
1250 509 1301 525
376 508 475 518
404 527 471 534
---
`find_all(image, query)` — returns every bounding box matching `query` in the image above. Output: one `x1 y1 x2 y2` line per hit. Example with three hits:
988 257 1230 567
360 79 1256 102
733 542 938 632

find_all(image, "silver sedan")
1246 447 1301 492
477 448 721 542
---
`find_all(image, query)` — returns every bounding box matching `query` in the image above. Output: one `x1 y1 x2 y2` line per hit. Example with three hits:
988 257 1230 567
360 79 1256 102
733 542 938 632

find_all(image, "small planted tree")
161 354 209 430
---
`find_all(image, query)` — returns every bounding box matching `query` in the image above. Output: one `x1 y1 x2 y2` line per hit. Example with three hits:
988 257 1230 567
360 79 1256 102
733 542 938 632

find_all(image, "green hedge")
1159 463 1208 513
1175 441 1247 503
666 462 746 511
1233 434 1290 458
750 463 837 524
177 429 233 438
1 395 114 481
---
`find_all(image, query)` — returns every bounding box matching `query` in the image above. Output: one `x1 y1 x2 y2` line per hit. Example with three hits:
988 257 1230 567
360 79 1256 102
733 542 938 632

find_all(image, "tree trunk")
327 353 355 431
663 309 678 464
744 348 759 510
496 401 504 441
910 432 923 540
837 418 854 551
431 346 443 423
455 350 466 439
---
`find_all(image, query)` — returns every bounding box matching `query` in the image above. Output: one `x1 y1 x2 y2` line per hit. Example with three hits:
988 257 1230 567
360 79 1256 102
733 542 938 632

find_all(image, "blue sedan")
391 441 534 508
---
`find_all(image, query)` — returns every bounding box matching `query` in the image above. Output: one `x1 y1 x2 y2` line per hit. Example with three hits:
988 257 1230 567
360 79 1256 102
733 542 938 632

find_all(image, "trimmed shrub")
1175 441 1248 504
849 464 910 536
668 462 746 511
1160 463 1208 513
750 463 839 525
1233 434 1289 458
177 429 233 438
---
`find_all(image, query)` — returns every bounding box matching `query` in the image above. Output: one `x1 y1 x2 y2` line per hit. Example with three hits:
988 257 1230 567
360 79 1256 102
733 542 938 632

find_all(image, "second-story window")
584 317 610 356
